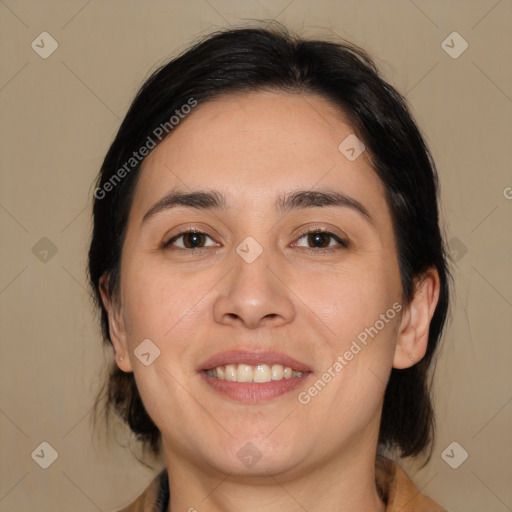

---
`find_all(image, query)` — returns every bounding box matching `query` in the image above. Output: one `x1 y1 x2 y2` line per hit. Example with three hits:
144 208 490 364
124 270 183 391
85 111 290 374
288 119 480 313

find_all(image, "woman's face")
108 90 408 476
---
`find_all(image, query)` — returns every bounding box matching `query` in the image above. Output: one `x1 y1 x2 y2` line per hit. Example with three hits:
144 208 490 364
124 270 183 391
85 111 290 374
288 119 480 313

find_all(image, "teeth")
253 364 271 383
237 364 253 382
271 364 283 380
205 363 304 382
225 364 237 381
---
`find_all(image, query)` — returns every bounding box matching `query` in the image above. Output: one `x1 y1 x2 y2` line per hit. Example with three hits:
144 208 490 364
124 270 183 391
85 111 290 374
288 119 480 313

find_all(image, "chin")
204 436 306 477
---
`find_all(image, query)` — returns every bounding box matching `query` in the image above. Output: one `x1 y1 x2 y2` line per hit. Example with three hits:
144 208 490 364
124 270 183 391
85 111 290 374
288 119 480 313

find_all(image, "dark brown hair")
89 24 450 462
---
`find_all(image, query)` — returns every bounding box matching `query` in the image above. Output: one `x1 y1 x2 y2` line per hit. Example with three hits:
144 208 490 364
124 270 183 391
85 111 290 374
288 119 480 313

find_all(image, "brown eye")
307 232 330 248
164 231 216 250
295 230 348 250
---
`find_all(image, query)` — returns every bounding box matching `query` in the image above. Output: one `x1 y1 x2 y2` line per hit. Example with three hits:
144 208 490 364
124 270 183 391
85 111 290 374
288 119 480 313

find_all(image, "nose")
212 249 296 330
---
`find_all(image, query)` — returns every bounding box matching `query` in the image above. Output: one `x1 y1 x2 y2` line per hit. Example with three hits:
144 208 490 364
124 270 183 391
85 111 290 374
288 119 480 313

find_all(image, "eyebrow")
142 188 372 224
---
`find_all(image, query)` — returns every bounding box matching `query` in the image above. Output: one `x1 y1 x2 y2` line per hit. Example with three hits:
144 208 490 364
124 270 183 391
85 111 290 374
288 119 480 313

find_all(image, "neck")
162 441 386 512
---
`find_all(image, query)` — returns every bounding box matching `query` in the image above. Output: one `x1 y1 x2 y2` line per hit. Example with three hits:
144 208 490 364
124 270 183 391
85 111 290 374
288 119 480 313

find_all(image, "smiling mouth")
199 350 312 402
205 363 305 383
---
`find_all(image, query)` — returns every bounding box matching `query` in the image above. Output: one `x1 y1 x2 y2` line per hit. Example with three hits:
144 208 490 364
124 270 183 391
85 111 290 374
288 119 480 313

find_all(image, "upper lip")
199 350 313 373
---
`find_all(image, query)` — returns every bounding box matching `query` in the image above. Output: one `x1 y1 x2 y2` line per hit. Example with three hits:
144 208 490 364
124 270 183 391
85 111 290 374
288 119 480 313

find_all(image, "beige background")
1 1 511 511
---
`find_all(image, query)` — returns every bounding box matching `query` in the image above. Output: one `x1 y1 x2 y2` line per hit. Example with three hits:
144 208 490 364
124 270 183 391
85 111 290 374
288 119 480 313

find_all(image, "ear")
393 268 440 369
99 273 133 373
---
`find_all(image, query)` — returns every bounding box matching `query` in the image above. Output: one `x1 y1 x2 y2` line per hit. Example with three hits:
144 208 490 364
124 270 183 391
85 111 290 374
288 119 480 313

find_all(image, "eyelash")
163 228 349 253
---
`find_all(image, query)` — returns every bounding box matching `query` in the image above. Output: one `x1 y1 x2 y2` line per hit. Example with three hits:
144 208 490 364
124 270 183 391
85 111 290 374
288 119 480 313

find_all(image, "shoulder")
376 456 448 512
111 469 168 512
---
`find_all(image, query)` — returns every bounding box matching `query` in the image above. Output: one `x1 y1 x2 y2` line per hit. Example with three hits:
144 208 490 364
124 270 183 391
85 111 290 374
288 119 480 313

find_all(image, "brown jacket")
115 457 447 512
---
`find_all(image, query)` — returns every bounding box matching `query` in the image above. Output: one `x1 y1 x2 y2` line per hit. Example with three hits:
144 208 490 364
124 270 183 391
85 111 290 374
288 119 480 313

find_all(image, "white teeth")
271 364 284 380
206 363 304 382
225 364 237 381
237 364 253 382
253 364 272 383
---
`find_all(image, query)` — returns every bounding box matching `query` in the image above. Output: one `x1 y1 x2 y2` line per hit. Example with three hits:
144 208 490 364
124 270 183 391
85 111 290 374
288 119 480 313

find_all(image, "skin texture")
100 90 440 512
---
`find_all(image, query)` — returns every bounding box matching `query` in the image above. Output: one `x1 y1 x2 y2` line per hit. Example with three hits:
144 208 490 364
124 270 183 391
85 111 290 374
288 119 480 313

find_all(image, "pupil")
185 233 203 248
309 233 328 247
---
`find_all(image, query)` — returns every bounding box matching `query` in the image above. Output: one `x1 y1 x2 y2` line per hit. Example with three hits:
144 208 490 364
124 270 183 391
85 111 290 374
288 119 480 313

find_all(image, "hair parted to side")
89 23 451 462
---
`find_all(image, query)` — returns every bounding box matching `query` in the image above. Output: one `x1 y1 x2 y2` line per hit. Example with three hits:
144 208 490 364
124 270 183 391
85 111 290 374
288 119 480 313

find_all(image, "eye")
164 230 217 250
294 230 348 250
163 228 347 252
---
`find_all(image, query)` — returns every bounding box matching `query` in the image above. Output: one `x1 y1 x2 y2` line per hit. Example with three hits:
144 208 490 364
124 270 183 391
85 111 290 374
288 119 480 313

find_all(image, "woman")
89 24 450 512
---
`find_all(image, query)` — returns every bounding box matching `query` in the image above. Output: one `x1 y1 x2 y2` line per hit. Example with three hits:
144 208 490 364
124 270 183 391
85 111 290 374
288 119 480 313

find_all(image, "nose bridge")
212 240 295 329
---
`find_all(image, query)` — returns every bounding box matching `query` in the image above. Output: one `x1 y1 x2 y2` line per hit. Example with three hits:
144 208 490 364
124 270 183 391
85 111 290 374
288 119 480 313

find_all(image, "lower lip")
200 372 311 403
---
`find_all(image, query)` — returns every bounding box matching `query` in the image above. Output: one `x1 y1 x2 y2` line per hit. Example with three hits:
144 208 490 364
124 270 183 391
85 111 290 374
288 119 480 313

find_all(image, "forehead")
132 90 388 218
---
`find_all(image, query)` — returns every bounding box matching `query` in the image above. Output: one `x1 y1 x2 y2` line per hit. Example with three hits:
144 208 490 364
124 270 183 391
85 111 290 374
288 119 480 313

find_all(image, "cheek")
120 259 210 342
292 260 399 345
130 358 199 449
119 264 210 436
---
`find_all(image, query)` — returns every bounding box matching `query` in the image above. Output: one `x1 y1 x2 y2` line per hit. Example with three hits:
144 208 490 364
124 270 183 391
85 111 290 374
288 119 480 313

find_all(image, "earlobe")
393 268 440 369
99 274 133 373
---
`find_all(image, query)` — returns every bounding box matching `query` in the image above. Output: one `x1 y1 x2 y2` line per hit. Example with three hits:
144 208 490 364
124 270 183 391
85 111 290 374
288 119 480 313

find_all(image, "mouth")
205 363 305 382
198 350 312 403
